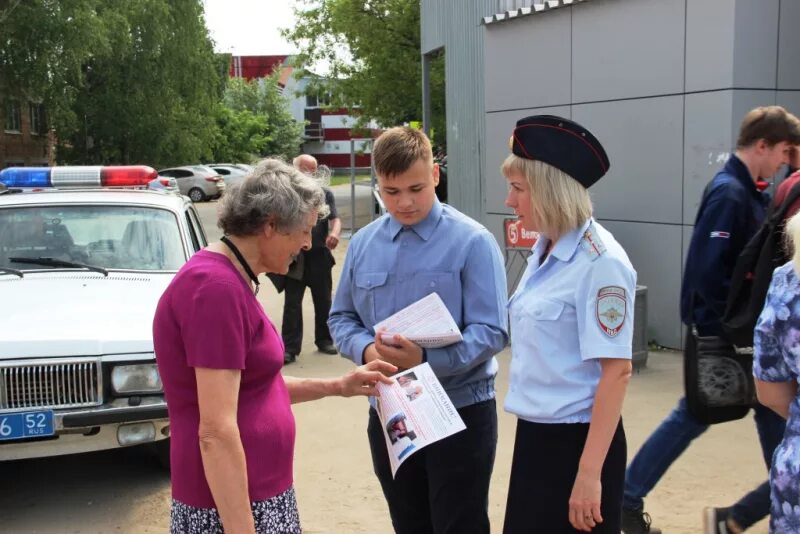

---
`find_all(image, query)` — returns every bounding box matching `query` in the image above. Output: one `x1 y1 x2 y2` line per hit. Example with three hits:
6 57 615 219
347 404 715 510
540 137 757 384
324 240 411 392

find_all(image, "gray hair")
217 158 330 236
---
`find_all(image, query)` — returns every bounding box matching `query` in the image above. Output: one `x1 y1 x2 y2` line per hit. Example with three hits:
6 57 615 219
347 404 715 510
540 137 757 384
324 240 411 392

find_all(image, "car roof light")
0 166 158 188
101 166 158 186
0 167 52 188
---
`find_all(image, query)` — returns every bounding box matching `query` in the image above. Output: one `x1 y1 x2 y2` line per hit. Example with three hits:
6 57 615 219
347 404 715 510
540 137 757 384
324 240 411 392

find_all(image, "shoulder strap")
771 181 800 222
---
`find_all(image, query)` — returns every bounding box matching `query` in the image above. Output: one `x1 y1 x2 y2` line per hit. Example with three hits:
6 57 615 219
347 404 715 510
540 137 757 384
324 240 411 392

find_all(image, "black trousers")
503 419 626 534
280 263 333 354
367 399 497 534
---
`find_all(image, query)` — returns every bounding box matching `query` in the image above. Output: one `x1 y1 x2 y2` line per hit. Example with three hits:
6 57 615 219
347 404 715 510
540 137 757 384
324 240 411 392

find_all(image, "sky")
202 1 298 56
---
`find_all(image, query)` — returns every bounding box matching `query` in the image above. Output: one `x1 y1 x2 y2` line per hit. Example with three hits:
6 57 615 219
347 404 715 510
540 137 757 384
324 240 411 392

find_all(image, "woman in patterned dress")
753 211 800 533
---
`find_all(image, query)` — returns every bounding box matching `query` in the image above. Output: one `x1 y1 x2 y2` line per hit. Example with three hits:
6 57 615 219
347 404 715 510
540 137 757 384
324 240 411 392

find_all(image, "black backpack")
722 182 800 346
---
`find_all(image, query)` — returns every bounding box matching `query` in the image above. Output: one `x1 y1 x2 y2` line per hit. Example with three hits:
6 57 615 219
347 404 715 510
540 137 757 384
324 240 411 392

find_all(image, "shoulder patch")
596 286 626 337
580 226 607 261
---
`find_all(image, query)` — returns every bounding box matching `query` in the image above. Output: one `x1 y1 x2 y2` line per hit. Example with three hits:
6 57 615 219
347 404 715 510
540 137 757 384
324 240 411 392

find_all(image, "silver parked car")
206 163 252 188
157 165 225 202
147 175 179 194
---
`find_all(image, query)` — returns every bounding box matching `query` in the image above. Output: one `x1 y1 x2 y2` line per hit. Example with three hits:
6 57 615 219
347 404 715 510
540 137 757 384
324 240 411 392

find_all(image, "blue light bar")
0 166 157 189
0 167 52 188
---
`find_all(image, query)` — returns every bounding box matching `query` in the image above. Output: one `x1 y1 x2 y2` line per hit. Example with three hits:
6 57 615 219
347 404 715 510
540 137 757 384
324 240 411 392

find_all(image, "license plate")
0 410 55 441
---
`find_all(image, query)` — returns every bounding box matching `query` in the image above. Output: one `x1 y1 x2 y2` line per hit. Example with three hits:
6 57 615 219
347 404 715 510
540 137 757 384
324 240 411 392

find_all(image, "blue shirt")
754 261 800 440
505 219 637 423
681 155 768 335
328 200 509 409
753 262 800 532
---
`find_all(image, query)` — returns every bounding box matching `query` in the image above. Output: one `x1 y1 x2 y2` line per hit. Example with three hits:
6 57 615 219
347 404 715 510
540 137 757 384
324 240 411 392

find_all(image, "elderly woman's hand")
339 360 397 397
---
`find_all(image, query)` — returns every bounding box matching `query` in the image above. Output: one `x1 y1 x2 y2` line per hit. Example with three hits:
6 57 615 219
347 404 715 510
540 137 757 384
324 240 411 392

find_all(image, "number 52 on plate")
0 410 55 441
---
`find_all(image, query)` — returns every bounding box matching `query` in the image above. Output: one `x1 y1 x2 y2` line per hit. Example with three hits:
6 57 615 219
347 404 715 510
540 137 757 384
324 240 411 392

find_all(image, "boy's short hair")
372 127 433 177
737 106 800 148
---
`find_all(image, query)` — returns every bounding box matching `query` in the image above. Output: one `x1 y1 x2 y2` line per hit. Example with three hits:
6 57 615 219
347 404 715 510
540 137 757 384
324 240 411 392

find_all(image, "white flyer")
374 363 466 477
374 292 463 348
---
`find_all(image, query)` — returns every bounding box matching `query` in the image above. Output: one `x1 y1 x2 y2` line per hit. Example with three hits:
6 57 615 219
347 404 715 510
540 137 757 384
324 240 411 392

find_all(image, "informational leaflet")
374 292 463 348
375 363 466 477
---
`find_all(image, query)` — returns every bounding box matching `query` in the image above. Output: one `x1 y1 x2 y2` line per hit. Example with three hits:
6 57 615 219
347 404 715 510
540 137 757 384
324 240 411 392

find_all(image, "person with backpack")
621 106 800 534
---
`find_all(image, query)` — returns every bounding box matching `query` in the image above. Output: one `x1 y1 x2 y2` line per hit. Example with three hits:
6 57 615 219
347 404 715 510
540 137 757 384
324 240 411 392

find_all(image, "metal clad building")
422 0 496 221
422 0 800 348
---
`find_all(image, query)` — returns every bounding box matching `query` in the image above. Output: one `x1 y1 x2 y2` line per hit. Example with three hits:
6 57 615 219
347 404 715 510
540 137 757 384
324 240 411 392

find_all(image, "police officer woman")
502 116 637 533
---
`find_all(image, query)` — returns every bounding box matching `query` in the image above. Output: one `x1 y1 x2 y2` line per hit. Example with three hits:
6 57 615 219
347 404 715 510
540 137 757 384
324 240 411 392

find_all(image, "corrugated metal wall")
421 0 496 222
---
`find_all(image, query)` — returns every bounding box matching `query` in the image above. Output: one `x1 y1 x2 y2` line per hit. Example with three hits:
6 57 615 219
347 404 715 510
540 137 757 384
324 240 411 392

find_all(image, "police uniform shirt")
329 199 509 409
504 218 637 424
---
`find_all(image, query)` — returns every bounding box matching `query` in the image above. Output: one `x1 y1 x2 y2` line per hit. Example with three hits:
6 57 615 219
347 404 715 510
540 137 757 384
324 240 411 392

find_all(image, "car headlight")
111 364 163 394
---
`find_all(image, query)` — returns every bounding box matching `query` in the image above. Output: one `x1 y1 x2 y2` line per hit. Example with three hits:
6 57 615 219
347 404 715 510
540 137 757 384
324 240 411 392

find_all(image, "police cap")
510 115 610 188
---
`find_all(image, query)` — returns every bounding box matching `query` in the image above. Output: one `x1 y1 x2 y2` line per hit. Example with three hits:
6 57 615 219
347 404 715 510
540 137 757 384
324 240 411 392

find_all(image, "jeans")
367 399 497 534
623 397 786 529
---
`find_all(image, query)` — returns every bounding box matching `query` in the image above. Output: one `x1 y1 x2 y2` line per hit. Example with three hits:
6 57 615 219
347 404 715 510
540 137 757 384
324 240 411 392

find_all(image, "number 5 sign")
504 218 538 250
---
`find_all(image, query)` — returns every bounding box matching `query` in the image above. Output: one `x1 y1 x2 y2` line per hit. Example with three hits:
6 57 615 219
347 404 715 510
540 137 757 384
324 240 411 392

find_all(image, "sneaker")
622 506 662 534
316 342 338 355
283 352 297 365
703 507 741 534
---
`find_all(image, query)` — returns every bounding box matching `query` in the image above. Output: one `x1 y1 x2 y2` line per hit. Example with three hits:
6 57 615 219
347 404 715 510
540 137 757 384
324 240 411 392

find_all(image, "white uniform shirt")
504 218 637 424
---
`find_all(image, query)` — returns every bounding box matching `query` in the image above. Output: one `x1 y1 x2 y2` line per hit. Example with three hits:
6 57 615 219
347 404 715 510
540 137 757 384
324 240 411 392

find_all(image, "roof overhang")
482 0 591 26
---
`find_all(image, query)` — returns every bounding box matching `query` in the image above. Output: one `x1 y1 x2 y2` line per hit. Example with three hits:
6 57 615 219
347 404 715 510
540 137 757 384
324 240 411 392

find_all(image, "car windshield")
0 205 186 271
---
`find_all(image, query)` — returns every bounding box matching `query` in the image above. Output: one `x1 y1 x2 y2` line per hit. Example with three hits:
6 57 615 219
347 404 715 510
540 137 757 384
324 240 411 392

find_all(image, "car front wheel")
188 188 205 202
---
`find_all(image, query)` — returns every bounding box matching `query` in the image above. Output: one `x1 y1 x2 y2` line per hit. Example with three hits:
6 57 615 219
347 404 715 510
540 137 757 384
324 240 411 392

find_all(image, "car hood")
0 272 174 359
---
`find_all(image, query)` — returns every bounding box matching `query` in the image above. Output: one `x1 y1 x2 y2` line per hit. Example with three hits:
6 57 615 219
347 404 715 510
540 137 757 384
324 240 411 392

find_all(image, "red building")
1 99 53 168
228 55 380 171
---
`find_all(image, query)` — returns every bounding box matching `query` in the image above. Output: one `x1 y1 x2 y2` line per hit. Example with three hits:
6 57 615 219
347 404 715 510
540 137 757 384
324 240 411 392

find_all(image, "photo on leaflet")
386 412 417 460
397 372 424 402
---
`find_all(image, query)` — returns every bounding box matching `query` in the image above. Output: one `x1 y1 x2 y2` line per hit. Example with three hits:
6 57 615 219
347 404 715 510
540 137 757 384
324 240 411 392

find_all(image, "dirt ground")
0 214 772 533
287 237 772 534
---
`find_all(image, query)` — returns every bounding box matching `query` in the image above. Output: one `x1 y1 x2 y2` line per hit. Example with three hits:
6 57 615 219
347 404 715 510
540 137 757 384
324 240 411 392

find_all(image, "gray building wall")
422 0 495 221
478 0 800 348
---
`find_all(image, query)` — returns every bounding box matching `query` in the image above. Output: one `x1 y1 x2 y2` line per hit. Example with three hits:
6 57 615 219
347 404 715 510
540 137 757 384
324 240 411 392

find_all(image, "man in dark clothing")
622 106 800 534
276 155 342 364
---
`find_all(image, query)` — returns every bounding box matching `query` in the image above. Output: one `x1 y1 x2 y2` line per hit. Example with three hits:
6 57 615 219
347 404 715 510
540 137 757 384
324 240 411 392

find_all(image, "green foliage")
1 0 305 168
0 0 109 136
214 73 304 162
283 0 446 144
58 0 223 167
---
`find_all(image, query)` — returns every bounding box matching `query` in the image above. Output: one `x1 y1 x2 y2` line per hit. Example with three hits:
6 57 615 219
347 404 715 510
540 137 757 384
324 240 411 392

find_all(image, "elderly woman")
501 116 637 533
753 211 800 534
153 159 394 534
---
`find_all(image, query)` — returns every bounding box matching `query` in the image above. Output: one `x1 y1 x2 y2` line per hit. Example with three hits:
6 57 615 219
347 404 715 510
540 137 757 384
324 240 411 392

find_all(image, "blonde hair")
786 211 800 274
501 154 592 239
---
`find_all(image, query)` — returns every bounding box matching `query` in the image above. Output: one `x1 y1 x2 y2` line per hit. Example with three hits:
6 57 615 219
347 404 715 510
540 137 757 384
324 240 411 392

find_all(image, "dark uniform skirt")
503 419 626 534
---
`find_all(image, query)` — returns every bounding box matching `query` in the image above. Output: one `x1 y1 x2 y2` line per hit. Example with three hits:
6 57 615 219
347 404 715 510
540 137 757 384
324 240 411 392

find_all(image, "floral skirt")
170 486 301 533
769 437 800 533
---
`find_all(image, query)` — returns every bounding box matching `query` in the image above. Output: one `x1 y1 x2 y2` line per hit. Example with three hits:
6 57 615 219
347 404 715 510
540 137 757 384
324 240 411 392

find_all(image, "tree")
283 0 445 142
213 73 304 162
58 0 224 168
0 0 109 138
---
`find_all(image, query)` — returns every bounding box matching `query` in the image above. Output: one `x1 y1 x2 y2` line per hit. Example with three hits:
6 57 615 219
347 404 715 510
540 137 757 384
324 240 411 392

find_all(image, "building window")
29 103 46 135
5 100 21 133
305 90 333 108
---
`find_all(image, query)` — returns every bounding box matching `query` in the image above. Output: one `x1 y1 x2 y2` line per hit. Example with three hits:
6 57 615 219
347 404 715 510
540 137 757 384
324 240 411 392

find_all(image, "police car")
0 166 207 466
